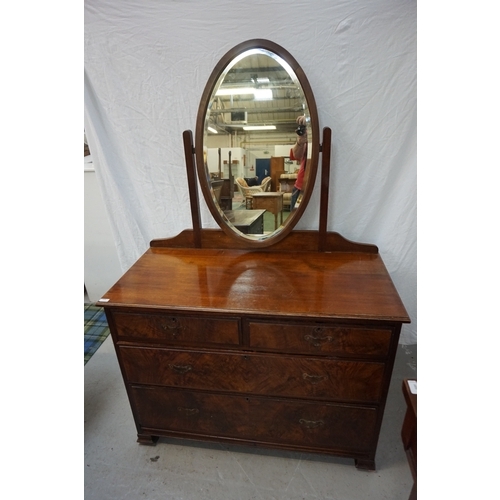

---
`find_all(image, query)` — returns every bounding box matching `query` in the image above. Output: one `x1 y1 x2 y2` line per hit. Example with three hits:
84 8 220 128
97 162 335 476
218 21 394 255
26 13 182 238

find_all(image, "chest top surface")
102 247 409 323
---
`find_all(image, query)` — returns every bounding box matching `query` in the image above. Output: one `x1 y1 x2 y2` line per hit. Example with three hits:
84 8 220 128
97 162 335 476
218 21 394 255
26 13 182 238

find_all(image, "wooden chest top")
101 247 410 323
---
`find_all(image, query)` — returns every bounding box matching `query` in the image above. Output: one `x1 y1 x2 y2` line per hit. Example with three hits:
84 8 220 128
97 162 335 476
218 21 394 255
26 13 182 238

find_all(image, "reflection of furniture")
224 209 265 235
251 192 284 229
219 178 234 210
270 156 285 191
101 236 410 471
235 177 271 209
402 379 417 500
211 180 224 204
279 173 298 210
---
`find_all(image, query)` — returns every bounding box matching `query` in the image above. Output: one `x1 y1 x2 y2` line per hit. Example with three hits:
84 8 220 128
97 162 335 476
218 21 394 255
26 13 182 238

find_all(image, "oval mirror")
195 39 319 247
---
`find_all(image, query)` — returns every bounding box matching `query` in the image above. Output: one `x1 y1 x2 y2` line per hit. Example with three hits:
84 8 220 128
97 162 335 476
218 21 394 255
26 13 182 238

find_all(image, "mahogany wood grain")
104 233 409 471
129 386 378 455
247 321 392 358
119 346 385 402
112 310 240 346
101 247 408 323
150 229 379 253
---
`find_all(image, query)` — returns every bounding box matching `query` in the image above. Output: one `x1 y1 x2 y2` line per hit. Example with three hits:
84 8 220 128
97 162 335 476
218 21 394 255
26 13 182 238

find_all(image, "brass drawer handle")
177 407 199 416
168 363 192 374
299 418 324 429
302 373 328 385
161 318 183 337
304 334 333 347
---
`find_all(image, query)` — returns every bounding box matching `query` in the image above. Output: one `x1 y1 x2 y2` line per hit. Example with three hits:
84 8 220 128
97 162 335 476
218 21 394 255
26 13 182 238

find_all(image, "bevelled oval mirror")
195 39 319 247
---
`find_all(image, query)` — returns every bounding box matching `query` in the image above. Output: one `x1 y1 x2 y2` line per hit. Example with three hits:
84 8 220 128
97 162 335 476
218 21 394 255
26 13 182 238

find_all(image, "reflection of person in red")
289 115 307 209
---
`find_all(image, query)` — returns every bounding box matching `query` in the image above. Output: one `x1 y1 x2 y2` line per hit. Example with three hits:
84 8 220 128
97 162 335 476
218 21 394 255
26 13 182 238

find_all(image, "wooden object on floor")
402 379 417 500
270 156 285 191
219 178 234 211
278 174 297 193
224 209 265 235
251 192 284 229
211 179 224 205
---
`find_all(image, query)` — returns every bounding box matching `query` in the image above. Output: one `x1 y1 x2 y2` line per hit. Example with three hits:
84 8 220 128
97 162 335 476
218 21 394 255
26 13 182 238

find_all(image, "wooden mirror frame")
194 39 320 248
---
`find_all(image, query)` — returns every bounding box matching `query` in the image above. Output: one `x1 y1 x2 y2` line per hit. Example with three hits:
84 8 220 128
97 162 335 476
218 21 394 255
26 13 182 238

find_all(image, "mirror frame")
195 39 319 248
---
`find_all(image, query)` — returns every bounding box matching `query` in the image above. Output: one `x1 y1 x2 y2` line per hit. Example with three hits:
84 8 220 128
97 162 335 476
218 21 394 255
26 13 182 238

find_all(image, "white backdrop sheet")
84 0 417 344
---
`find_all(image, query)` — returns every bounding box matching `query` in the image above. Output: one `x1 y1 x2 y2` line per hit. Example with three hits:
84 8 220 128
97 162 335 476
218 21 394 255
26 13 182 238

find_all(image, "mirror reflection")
203 48 313 239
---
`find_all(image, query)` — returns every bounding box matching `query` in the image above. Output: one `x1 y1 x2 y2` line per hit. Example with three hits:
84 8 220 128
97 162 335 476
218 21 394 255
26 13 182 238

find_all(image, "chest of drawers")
102 236 410 470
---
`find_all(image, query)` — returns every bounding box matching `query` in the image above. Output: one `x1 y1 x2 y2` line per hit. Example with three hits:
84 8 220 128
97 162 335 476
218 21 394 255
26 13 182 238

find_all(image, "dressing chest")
100 39 410 470
101 230 409 470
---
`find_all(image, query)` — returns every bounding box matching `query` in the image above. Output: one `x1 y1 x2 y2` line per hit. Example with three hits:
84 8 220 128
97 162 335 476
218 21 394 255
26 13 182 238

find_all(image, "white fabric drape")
84 0 417 344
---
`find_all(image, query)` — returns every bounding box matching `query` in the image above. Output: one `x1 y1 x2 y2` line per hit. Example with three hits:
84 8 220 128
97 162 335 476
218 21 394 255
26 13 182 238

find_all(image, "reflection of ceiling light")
256 77 270 83
242 125 276 131
253 88 272 100
215 87 255 96
215 87 273 100
207 126 218 134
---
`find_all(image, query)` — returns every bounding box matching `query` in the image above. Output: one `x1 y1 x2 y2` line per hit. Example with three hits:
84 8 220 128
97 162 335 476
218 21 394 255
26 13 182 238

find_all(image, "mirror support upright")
319 127 332 252
183 129 202 248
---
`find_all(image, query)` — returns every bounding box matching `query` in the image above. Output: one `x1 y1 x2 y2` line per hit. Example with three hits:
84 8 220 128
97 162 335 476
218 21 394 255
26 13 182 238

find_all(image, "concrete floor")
84 327 416 500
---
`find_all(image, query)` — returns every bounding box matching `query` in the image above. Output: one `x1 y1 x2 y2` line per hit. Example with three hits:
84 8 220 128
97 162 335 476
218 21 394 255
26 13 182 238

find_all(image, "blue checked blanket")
84 304 110 365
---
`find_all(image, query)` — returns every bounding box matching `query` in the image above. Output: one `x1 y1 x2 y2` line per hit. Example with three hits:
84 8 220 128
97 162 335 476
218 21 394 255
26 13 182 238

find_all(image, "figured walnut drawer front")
111 311 240 346
247 321 392 357
119 347 385 402
130 386 378 453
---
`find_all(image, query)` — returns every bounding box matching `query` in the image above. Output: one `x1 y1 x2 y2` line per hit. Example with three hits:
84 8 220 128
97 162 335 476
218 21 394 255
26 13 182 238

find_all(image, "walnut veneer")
101 230 410 470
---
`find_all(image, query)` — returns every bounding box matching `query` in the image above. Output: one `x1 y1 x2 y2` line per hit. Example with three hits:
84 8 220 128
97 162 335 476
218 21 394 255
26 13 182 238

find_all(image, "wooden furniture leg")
137 434 159 446
402 379 417 500
355 458 376 471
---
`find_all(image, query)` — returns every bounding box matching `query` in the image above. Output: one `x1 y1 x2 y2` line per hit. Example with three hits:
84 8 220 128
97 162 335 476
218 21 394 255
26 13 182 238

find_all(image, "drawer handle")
299 418 324 429
168 363 192 374
161 318 182 336
302 373 328 385
177 407 199 416
304 334 333 347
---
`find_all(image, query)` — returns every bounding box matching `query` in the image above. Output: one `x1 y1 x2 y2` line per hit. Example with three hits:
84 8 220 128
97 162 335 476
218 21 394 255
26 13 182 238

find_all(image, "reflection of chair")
235 177 271 208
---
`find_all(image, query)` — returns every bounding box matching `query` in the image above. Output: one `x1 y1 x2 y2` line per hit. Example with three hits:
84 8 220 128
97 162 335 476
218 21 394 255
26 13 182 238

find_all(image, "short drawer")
119 347 385 403
130 386 378 453
111 311 240 346
247 321 392 357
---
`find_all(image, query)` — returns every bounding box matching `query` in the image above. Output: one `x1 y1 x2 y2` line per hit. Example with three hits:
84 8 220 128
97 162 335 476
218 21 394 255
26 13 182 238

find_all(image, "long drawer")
111 311 240 346
247 320 392 357
119 346 385 402
130 386 378 453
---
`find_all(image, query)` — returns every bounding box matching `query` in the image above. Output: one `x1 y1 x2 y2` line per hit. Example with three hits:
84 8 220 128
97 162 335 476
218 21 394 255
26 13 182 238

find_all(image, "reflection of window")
231 111 246 122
